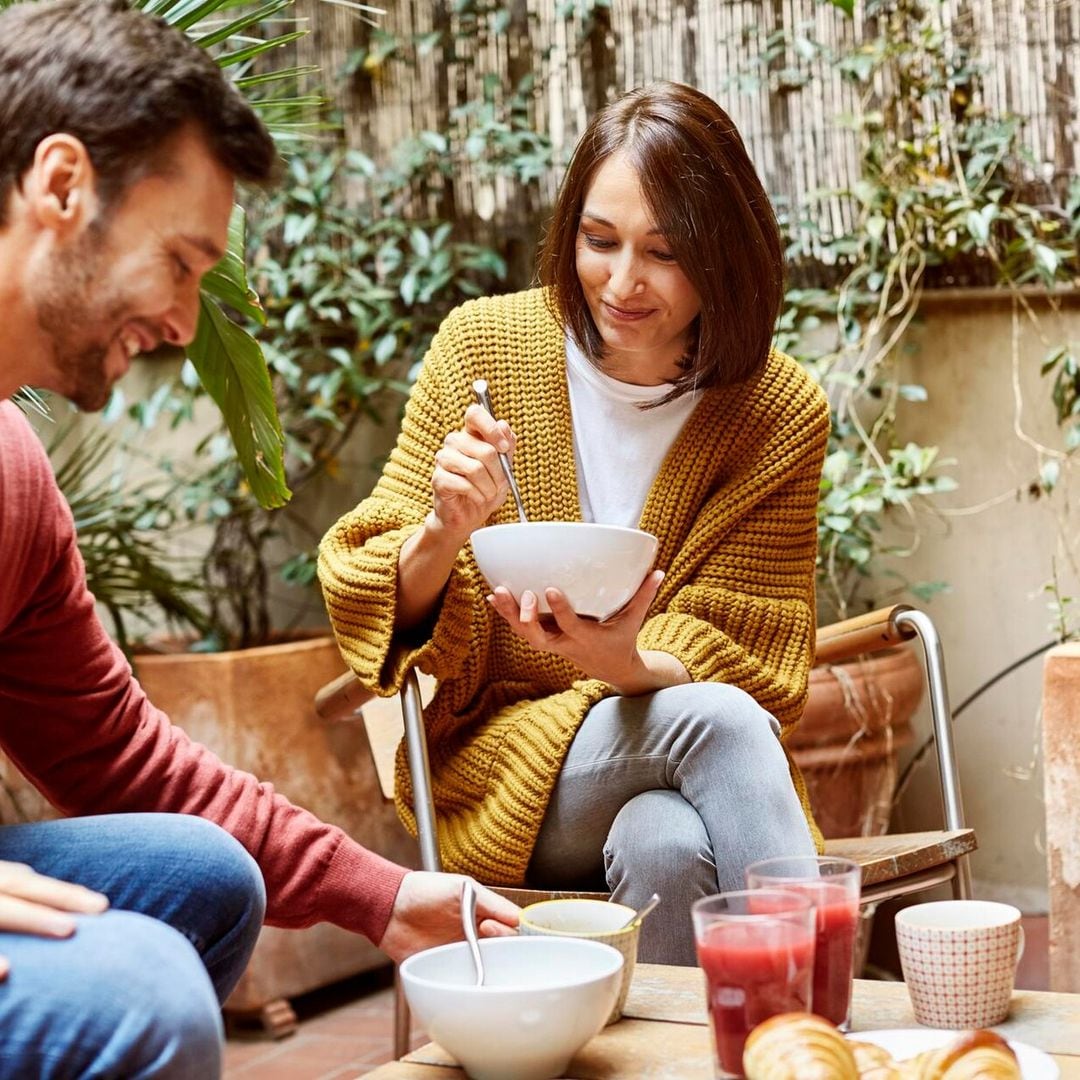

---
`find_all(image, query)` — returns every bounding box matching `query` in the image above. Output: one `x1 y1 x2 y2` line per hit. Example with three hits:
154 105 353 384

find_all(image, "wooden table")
364 964 1080 1079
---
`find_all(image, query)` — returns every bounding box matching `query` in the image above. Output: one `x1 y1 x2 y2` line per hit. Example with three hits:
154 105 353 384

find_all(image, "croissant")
933 1031 1020 1080
849 1040 903 1080
743 1012 859 1080
743 1015 1021 1080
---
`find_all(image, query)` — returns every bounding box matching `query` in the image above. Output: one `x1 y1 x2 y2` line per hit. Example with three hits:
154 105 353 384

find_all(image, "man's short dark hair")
538 81 785 402
0 0 278 224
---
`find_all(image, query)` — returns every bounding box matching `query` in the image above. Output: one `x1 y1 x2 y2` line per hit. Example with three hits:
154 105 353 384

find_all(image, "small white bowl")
470 521 658 620
399 936 623 1080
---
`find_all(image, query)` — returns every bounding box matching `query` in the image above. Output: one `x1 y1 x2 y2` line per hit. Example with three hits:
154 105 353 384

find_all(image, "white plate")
848 1030 1059 1079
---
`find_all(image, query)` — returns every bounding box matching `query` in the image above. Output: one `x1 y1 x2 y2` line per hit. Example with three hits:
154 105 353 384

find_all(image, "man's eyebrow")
181 234 226 263
580 211 663 236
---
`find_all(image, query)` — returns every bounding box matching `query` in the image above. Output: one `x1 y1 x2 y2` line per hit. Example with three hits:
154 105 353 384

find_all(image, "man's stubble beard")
33 228 121 412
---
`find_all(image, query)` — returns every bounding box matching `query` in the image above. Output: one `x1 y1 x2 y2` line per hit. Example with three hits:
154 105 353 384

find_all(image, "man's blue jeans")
0 813 266 1079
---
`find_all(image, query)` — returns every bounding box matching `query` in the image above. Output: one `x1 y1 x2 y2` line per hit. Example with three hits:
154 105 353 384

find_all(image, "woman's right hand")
428 403 517 543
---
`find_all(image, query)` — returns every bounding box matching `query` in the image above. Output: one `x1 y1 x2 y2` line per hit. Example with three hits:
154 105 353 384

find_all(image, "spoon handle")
461 879 485 986
472 380 528 524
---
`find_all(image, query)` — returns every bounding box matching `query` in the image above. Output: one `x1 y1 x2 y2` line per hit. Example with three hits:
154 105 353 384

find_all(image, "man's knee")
157 816 266 935
0 911 222 1079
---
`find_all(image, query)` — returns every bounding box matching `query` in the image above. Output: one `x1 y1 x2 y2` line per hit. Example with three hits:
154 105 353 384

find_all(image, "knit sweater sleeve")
318 306 489 695
636 369 829 732
0 403 407 942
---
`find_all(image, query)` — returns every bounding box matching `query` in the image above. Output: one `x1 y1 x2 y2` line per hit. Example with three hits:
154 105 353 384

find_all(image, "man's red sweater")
0 401 407 941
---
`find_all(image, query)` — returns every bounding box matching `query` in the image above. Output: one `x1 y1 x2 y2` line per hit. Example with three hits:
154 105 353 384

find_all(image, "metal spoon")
472 379 527 524
617 892 661 930
461 878 485 987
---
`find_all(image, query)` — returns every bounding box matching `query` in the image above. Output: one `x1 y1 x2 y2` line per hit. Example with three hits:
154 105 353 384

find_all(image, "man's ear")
25 134 100 235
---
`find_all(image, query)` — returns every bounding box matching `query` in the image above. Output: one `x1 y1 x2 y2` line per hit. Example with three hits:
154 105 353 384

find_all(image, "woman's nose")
608 250 645 298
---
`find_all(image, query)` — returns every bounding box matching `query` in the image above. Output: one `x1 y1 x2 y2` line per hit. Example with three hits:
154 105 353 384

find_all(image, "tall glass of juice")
691 889 815 1078
745 855 861 1029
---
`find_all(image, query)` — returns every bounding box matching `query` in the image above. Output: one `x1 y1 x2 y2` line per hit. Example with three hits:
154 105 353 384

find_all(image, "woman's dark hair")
0 0 278 225
538 81 784 401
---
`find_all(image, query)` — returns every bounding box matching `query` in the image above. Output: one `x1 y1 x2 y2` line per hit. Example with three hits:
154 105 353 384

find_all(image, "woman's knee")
654 683 785 766
0 911 222 1079
603 790 713 879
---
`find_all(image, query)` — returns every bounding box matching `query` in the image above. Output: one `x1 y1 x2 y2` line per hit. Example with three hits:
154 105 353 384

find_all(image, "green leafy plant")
768 0 1079 619
119 143 507 648
50 423 211 655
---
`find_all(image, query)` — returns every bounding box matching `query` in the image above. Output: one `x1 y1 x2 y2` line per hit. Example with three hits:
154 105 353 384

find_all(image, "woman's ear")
25 133 100 235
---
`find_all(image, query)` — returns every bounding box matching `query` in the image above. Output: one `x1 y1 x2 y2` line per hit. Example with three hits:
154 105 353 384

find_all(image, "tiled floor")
223 969 424 1080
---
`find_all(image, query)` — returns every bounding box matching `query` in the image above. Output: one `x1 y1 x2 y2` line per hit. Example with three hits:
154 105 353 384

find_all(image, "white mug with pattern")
895 900 1025 1028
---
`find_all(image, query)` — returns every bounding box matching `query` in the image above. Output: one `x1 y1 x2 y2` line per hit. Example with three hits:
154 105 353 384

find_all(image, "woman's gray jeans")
527 681 816 965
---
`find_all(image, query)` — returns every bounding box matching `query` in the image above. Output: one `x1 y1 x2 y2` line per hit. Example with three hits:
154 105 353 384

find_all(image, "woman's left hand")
488 569 686 695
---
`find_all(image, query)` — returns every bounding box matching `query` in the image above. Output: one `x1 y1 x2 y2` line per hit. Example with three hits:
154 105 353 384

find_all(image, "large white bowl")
470 522 658 620
399 936 623 1080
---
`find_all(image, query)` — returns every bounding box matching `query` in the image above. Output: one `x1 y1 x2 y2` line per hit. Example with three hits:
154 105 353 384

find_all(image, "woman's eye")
173 255 192 278
582 233 615 250
652 250 677 263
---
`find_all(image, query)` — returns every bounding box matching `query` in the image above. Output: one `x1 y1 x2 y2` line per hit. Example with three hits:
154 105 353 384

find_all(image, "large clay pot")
789 646 923 839
134 634 416 1034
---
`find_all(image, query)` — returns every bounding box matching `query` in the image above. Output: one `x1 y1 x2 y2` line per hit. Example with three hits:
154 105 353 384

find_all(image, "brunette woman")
320 81 826 964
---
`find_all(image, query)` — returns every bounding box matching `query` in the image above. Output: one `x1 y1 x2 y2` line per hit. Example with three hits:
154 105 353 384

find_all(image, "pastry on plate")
743 1014 1022 1080
742 1012 859 1079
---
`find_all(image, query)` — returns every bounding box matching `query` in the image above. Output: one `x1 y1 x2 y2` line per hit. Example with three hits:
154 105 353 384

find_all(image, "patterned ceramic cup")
518 899 639 1024
895 900 1025 1028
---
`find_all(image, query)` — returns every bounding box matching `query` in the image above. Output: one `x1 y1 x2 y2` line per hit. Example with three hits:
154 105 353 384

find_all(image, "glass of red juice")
745 855 861 1030
691 889 815 1078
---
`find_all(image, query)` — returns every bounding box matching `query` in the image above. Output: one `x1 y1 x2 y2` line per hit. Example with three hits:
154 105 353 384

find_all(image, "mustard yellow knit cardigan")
318 288 830 884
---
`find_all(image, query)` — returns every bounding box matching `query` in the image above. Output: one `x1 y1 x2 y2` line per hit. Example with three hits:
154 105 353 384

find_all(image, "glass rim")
691 887 815 918
745 854 862 880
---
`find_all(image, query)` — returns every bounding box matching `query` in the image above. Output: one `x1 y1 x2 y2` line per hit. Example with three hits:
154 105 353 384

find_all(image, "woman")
319 81 827 965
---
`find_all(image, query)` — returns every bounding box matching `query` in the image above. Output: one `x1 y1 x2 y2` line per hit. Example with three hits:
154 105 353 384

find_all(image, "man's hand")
376 871 519 964
488 569 688 695
0 861 109 980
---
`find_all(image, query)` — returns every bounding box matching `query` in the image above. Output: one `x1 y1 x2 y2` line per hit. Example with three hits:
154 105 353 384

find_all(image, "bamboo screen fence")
292 0 1078 284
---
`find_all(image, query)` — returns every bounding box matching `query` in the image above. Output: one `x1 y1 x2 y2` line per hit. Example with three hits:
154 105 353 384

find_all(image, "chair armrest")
814 604 916 667
314 670 373 722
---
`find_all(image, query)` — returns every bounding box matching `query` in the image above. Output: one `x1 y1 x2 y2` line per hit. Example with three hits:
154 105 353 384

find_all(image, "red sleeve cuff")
316 835 410 945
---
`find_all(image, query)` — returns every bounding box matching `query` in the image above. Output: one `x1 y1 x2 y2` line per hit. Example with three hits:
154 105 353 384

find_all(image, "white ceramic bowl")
399 936 623 1080
470 522 658 620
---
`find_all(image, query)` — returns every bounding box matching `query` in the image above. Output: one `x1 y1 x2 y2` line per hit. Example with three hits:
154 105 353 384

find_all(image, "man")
0 1 517 1076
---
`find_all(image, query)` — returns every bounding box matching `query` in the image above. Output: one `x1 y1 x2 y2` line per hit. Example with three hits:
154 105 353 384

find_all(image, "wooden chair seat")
826 829 977 902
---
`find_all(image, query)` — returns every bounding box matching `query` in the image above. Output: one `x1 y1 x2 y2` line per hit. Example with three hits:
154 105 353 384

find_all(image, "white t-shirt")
565 335 702 527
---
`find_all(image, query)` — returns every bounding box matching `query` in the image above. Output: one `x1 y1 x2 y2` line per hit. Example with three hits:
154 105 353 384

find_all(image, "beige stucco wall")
884 289 1080 911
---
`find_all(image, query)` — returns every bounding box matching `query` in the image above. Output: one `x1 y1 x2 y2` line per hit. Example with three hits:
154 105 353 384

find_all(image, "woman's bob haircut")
538 81 784 403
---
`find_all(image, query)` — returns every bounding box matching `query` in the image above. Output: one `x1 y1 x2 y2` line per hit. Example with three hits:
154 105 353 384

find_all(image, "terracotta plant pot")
134 633 416 1034
789 645 923 839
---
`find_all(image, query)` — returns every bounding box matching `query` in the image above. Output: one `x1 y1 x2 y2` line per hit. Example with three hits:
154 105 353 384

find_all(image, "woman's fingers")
489 588 558 649
434 445 504 503
620 569 665 624
463 404 516 457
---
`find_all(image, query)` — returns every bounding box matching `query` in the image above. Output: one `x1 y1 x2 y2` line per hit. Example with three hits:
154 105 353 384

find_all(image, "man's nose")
160 287 201 348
